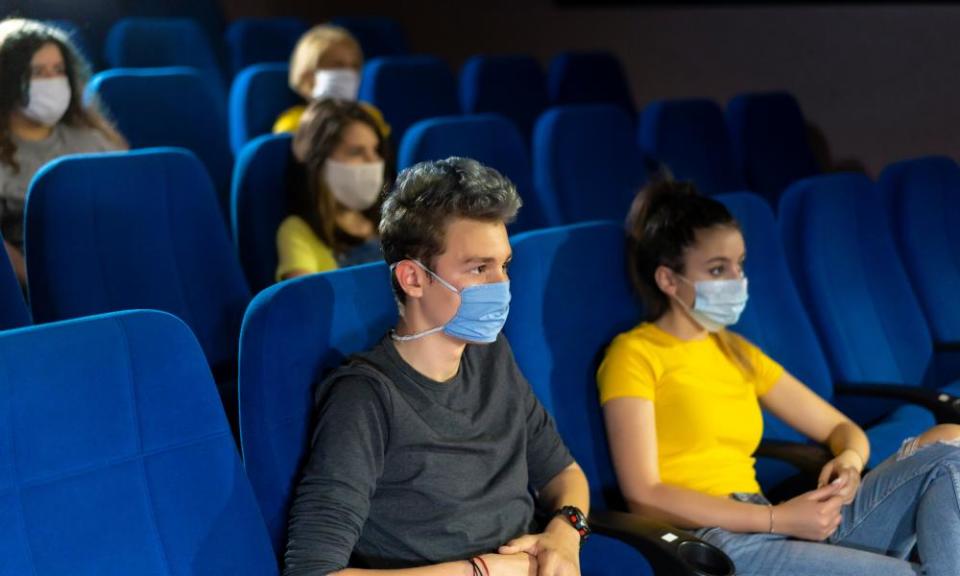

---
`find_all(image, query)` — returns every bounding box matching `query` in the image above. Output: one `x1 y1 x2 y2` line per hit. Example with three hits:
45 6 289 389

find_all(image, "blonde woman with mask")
276 99 393 281
0 18 126 283
273 24 389 140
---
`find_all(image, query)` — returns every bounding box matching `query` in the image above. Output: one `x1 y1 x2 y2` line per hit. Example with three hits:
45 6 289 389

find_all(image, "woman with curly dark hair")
0 18 126 283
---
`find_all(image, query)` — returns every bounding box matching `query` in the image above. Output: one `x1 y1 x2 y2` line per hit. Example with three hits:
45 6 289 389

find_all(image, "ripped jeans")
694 438 960 576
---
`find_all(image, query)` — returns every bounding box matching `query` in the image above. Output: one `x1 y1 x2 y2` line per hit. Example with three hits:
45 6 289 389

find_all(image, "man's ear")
654 265 679 298
394 260 426 300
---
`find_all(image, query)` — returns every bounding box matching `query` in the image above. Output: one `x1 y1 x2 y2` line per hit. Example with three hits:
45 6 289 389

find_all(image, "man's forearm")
539 463 590 515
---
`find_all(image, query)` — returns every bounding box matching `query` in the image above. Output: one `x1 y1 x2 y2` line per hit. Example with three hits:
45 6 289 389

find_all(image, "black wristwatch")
553 505 591 546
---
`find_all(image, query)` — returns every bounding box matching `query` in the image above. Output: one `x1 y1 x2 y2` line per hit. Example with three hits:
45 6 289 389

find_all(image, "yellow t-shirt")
272 102 392 139
597 323 784 496
275 215 338 281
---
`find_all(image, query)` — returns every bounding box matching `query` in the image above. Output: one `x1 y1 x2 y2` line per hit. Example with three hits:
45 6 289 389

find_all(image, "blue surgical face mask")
675 275 749 332
390 260 510 344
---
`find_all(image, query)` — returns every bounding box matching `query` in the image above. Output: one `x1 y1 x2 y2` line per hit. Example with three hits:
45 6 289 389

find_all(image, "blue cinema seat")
358 55 459 144
25 148 250 400
532 104 645 226
717 192 931 481
0 310 277 576
228 63 301 154
231 133 298 292
104 17 226 99
727 91 819 206
506 221 734 576
87 67 234 216
224 17 309 76
639 99 745 197
459 54 548 144
879 156 960 384
547 51 634 115
398 114 546 232
780 174 960 438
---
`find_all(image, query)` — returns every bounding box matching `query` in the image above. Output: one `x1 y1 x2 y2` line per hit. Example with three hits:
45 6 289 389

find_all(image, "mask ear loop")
388 260 460 342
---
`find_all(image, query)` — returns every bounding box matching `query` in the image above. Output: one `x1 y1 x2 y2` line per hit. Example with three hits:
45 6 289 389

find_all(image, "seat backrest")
715 192 834 487
398 114 545 232
547 51 634 115
0 235 29 330
87 67 234 215
228 63 301 154
639 99 745 197
505 221 642 510
224 18 309 76
532 104 644 226
779 173 934 423
0 310 278 576
359 55 459 144
879 156 960 346
239 262 397 551
25 148 251 372
727 91 819 205
104 17 226 99
330 16 407 60
459 54 547 144
231 133 297 292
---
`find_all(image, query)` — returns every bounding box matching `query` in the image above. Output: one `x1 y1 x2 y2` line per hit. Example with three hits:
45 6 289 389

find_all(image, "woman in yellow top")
276 99 391 281
598 180 960 575
273 24 389 140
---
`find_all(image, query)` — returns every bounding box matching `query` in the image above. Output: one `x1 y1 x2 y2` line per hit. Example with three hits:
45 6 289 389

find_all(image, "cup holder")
677 540 735 576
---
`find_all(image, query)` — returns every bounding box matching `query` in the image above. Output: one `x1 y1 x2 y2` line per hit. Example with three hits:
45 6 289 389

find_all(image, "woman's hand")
771 481 845 541
817 449 863 504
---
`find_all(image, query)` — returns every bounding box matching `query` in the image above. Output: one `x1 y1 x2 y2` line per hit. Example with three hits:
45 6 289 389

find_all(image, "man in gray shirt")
284 158 590 576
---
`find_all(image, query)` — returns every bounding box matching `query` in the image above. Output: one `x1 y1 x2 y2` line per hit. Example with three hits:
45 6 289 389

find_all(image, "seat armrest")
589 509 735 576
755 439 833 477
836 382 960 424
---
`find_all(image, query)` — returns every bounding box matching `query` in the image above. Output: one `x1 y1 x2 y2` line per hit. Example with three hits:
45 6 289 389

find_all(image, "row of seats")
3 155 957 574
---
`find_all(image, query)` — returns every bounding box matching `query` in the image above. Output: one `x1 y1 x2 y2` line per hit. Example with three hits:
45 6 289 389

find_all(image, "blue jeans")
693 439 960 576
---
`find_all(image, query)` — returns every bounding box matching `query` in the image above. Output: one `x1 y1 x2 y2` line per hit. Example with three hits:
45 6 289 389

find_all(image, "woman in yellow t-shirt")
598 180 960 575
276 99 391 281
273 24 389 140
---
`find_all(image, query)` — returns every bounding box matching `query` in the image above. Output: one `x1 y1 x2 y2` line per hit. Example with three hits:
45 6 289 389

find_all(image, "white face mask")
312 69 360 101
324 158 384 211
674 275 749 332
21 76 71 126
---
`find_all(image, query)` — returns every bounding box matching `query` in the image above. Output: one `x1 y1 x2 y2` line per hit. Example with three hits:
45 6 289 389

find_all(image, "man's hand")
497 517 580 576
817 449 863 505
475 552 538 576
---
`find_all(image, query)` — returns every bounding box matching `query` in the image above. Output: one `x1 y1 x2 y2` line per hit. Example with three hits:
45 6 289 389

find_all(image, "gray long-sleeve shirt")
283 334 574 575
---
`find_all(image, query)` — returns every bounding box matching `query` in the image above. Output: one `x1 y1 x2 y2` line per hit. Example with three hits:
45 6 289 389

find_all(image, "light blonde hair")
288 25 363 95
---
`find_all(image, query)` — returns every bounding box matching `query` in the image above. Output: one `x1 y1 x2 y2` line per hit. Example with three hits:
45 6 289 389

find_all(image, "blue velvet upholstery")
25 148 250 381
398 114 544 232
238 263 397 551
547 52 634 115
727 91 819 206
459 54 547 144
779 173 950 441
104 17 226 100
330 16 407 60
639 99 745 197
87 67 234 216
0 310 277 576
358 55 459 145
231 133 297 293
228 63 301 154
532 104 644 226
224 18 309 76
